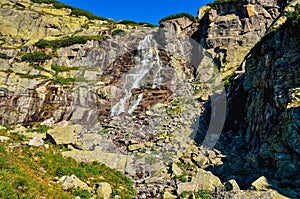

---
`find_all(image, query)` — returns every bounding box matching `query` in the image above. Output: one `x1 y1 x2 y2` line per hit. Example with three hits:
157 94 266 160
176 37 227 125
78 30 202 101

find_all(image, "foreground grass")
0 128 135 198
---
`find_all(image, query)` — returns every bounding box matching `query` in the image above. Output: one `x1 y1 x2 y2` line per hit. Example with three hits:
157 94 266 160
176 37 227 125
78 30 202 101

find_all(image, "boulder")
163 191 177 199
0 136 10 142
224 179 240 191
128 143 144 151
46 124 82 145
250 176 271 191
94 182 112 199
177 169 222 194
59 175 91 191
28 137 44 147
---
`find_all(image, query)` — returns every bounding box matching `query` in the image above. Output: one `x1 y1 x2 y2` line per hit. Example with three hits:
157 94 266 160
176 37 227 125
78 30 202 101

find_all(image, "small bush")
26 124 51 134
159 12 196 24
52 77 75 85
35 39 53 49
21 51 52 64
138 22 158 27
112 29 126 36
117 20 138 26
0 53 9 59
51 65 79 73
287 4 300 27
16 73 49 79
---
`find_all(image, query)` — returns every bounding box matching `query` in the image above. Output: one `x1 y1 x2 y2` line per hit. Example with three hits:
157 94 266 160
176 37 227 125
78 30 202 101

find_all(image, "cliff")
0 0 299 198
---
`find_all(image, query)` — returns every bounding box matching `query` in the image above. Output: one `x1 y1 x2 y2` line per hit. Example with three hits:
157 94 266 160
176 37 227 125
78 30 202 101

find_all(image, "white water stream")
111 35 163 116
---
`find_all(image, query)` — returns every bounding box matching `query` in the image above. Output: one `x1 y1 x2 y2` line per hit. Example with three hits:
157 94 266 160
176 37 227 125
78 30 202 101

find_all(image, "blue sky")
59 0 212 24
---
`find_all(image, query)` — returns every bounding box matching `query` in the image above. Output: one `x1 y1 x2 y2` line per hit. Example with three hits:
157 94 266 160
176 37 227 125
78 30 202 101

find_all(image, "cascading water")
110 35 163 116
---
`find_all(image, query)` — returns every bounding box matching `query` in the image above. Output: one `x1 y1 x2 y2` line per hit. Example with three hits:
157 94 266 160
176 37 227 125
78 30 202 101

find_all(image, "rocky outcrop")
195 0 286 77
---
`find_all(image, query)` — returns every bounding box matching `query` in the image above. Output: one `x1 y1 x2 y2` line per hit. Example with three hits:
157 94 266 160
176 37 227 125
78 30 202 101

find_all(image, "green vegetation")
30 0 107 20
138 22 158 27
52 76 75 85
287 4 300 27
26 124 51 134
207 0 238 7
112 29 126 36
117 20 138 26
51 65 79 73
0 52 10 59
222 70 237 85
35 35 107 50
166 99 182 116
159 13 197 24
16 72 49 79
0 127 136 198
180 190 213 199
21 52 52 64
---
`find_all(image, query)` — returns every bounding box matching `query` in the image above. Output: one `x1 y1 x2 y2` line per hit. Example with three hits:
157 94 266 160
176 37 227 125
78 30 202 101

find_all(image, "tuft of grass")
21 52 52 64
16 72 49 79
159 13 197 24
52 77 75 85
35 35 107 50
112 29 126 36
0 53 10 59
26 124 51 134
51 65 79 73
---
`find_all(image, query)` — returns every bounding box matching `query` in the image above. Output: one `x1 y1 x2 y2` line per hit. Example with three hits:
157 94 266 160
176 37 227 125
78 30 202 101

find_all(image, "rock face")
194 0 286 77
0 0 299 198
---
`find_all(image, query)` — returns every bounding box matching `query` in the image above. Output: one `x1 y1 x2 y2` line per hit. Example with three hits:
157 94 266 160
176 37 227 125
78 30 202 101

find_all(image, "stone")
128 143 144 151
163 191 177 199
177 169 222 194
192 155 209 167
224 179 240 191
59 175 91 191
94 182 112 199
0 136 10 142
250 176 271 191
28 137 44 147
46 124 82 145
172 162 183 177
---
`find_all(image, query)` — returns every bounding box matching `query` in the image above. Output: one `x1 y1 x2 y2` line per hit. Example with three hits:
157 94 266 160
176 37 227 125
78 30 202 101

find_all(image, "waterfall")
111 35 163 116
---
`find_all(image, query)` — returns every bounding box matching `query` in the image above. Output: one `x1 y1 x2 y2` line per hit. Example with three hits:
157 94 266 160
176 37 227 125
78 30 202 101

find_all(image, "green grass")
159 13 197 24
30 0 107 20
26 124 51 134
0 53 10 59
15 72 49 79
180 190 213 199
287 3 300 27
112 29 126 36
21 52 52 64
35 35 107 50
51 65 79 73
0 126 136 198
52 76 75 85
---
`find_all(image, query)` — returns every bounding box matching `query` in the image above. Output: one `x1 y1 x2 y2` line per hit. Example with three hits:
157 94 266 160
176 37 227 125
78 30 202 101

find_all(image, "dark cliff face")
209 6 300 196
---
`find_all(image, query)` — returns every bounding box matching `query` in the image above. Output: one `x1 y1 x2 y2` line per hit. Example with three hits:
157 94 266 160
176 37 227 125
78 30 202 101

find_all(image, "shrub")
35 35 107 50
51 65 79 73
35 39 53 49
159 12 196 24
138 22 158 27
117 20 138 26
287 4 300 26
112 29 126 36
21 51 52 64
52 77 75 85
0 53 9 59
